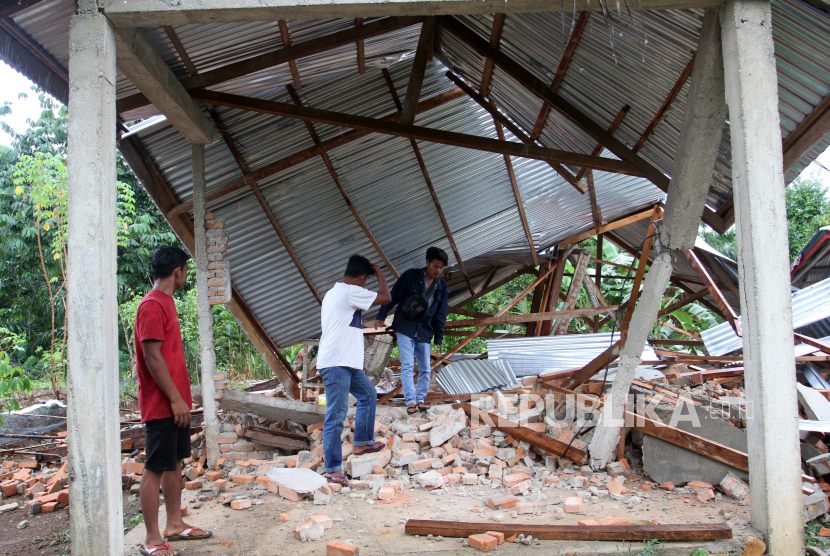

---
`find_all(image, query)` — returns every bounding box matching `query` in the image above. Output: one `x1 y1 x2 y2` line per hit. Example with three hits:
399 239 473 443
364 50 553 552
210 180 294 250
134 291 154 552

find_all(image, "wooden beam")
493 113 538 266
684 249 740 336
0 19 68 83
559 339 621 390
529 11 590 141
167 87 465 217
285 85 399 278
447 306 494 318
479 13 505 97
539 250 571 335
647 338 705 347
620 206 662 334
191 89 643 177
278 20 302 89
526 261 550 336
575 106 630 182
355 18 365 75
783 90 830 172
117 135 300 397
116 16 423 114
552 250 591 334
658 319 701 340
560 206 656 246
445 70 586 193
586 170 602 232
410 139 475 296
695 248 740 300
656 288 710 317
405 520 732 542
163 26 199 77
444 306 617 329
794 333 830 356
632 54 696 152
594 234 603 328
453 403 588 464
400 16 436 125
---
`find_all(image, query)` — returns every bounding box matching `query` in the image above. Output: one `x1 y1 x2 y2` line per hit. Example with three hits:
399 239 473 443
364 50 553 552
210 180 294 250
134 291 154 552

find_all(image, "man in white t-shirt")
318 254 391 486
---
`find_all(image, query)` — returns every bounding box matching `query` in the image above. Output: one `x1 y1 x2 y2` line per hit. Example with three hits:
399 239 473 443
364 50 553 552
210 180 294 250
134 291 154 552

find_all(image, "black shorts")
144 417 192 472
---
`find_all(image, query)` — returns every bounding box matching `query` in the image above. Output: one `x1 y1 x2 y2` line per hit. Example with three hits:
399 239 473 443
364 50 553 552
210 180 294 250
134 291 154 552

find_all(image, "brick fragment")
508 479 531 495
232 474 254 485
184 480 203 490
597 517 630 526
659 482 674 491
279 485 301 502
484 531 505 545
487 495 518 510
468 534 498 552
327 541 360 555
205 471 223 482
311 514 333 529
563 497 583 514
230 499 251 510
378 486 395 500
280 513 290 522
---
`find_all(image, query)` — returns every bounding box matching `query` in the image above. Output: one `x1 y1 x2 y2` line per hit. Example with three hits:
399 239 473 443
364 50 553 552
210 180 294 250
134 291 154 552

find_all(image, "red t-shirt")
134 289 193 422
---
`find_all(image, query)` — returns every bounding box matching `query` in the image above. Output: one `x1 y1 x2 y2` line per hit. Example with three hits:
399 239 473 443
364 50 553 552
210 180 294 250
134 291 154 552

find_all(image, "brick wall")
204 213 231 305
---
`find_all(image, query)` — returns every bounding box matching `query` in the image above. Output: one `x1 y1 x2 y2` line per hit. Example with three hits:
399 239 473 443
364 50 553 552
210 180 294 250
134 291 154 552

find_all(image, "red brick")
486 495 518 510
231 474 255 485
184 480 203 490
468 534 498 552
1 482 19 498
18 460 39 470
597 517 630 526
327 541 360 555
484 531 505 545
279 485 301 502
578 519 600 526
57 490 69 504
230 499 251 510
124 462 144 475
659 482 674 491
204 471 223 482
40 501 58 513
508 479 531 495
563 497 583 514
311 514 333 529
502 473 530 488
378 486 395 500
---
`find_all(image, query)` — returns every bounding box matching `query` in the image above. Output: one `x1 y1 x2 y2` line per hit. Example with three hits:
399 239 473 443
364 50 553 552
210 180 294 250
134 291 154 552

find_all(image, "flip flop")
165 527 212 541
326 473 349 487
353 441 385 455
417 402 430 410
139 541 177 556
406 406 419 415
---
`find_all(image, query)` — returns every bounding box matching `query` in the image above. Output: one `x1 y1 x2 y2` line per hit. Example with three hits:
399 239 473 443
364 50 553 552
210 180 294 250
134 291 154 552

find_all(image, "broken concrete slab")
265 468 327 494
347 454 380 478
429 407 467 448
641 403 749 486
807 453 830 476
798 384 830 422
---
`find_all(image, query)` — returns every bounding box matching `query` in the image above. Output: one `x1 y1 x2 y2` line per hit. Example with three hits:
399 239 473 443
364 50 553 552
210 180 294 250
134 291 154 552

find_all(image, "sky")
1 60 830 189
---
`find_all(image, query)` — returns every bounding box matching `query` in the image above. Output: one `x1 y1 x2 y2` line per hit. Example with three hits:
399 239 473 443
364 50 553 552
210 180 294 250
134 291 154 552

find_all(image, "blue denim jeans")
319 366 377 473
398 333 432 405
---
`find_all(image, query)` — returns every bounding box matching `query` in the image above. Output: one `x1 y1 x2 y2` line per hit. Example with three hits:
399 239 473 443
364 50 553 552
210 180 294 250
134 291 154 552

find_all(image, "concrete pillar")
192 143 220 466
66 8 123 556
721 0 803 551
588 8 727 467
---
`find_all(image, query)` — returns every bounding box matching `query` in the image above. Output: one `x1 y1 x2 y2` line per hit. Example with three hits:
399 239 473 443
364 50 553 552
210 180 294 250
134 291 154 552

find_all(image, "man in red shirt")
135 247 211 556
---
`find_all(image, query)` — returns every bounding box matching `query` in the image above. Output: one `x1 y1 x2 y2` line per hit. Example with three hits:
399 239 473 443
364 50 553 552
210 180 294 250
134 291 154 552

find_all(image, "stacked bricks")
0 459 70 515
204 213 231 306
215 411 287 463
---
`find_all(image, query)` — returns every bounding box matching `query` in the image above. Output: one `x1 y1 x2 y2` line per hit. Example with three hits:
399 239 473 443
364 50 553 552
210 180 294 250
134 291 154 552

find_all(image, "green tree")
786 176 830 262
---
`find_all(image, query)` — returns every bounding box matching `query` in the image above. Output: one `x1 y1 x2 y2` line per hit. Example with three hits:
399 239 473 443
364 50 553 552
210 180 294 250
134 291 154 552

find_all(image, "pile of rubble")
0 459 69 518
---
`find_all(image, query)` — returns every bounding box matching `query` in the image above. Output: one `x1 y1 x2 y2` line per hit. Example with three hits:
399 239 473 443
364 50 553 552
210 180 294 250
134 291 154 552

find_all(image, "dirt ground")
122 476 757 556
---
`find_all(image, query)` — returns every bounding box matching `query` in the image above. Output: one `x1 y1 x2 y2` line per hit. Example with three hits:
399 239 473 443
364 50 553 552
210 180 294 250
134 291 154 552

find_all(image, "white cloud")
0 61 54 147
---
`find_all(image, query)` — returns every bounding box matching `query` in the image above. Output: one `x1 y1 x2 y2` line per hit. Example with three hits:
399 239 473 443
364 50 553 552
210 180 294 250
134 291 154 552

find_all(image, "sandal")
326 472 349 487
417 402 430 410
352 441 385 455
139 541 177 556
406 405 419 415
165 527 213 541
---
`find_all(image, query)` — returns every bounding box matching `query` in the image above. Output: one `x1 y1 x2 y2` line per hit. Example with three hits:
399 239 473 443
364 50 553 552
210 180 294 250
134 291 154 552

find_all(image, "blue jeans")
319 366 377 473
398 333 432 405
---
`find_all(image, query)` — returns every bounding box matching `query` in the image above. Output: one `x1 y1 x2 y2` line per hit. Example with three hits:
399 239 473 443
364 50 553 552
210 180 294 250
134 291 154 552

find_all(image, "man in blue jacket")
374 247 449 414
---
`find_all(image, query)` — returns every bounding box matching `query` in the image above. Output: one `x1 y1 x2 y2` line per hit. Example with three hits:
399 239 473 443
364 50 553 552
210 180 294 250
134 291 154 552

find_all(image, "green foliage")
688 549 708 556
0 326 31 424
805 519 827 548
786 175 830 262
625 539 662 556
698 225 737 261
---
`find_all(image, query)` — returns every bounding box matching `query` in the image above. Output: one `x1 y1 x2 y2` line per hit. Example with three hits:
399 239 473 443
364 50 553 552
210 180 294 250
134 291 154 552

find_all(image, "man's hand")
436 345 443 353
171 397 191 428
373 320 385 329
372 263 383 277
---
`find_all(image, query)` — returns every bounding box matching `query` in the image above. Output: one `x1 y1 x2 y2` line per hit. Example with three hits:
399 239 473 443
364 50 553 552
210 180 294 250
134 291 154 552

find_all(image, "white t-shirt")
317 282 377 370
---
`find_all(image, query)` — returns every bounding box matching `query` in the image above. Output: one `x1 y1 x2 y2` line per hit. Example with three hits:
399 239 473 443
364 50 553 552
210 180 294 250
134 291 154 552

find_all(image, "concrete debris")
798 384 830 422
265 468 327 493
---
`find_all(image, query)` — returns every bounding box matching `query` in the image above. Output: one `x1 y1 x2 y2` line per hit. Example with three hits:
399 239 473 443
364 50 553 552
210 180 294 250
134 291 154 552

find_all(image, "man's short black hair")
151 246 190 281
344 254 375 278
426 246 449 266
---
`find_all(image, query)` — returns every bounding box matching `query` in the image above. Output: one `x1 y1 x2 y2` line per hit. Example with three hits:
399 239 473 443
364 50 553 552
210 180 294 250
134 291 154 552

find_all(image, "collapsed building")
2 0 830 553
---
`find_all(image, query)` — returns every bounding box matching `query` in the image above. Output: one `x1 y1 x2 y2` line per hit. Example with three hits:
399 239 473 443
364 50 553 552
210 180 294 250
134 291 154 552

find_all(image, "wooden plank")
493 114 538 265
167 87 465 217
473 266 499 295
400 17 436 125
163 26 199 77
559 340 622 390
243 429 309 451
620 206 662 334
191 89 644 177
278 20 302 89
794 333 830 356
575 106 630 181
526 262 550 336
479 13 505 97
586 170 602 232
684 249 741 335
552 250 591 334
442 330 523 338
405 520 732 541
445 71 585 193
447 306 493 318
656 289 710 317
286 85 399 278
453 403 588 464
632 55 696 152
539 250 571 336
529 11 590 141
560 207 656 245
355 18 365 75
116 16 423 114
647 338 705 347
444 306 617 329
783 90 830 172
628 410 748 471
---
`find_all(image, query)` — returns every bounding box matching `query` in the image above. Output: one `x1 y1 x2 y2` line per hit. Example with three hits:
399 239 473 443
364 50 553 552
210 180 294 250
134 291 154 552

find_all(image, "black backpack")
400 276 438 321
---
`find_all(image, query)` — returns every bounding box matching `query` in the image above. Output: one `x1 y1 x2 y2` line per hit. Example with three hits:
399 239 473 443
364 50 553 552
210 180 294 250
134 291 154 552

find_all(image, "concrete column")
66 8 123 556
192 143 220 466
588 8 728 467
721 0 803 551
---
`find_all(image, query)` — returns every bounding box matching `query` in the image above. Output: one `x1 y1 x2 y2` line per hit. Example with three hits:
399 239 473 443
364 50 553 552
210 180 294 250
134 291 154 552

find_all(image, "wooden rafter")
189 91 645 176
446 71 586 193
619 206 662 335
493 113 538 266
208 107 322 304
285 85 399 278
783 90 830 172
540 247 574 335
575 105 630 181
116 16 423 114
278 20 302 89
552 250 592 334
525 261 551 336
400 16 436 125
474 266 499 295
355 18 365 75
167 87 465 217
633 55 696 152
586 169 602 231
684 249 741 335
479 13 505 97
0 19 67 82
530 11 590 141
560 340 622 390
561 206 656 245
163 26 198 77
656 288 709 317
444 306 616 329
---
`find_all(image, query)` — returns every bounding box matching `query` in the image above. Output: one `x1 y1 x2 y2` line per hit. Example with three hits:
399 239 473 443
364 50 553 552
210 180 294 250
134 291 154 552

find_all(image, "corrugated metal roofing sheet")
792 226 830 287
701 276 830 355
436 359 519 395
